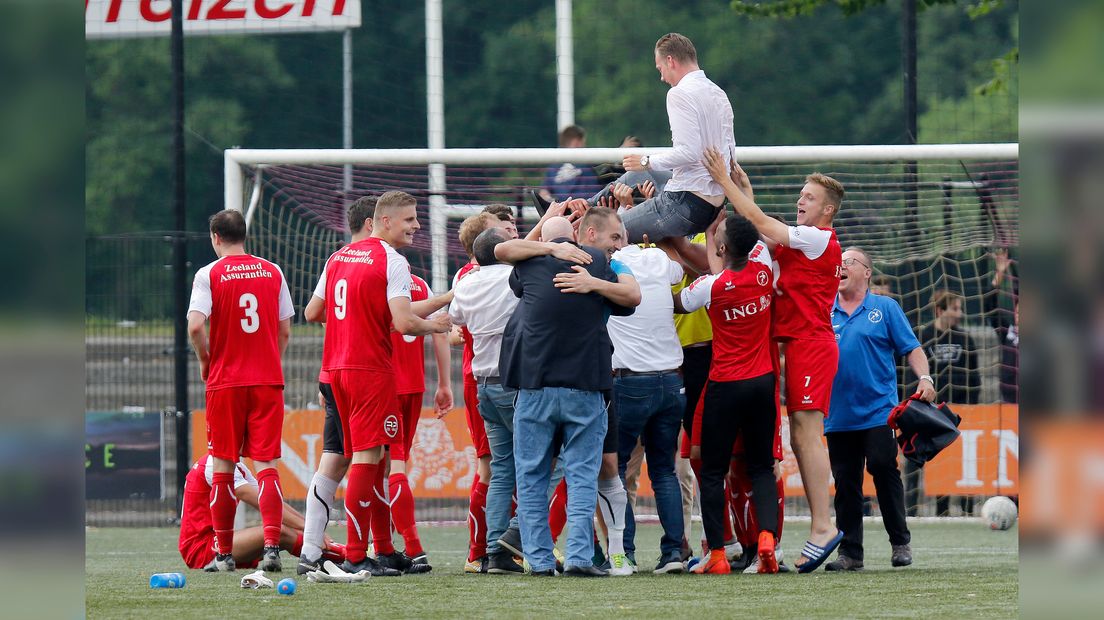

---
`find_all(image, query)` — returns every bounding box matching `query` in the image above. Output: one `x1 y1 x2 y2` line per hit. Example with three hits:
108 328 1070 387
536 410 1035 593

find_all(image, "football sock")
290 532 304 557
209 471 238 555
597 477 627 556
344 463 377 563
301 472 338 562
388 472 423 557
371 463 396 556
776 476 785 541
548 478 568 543
255 468 284 548
468 475 488 562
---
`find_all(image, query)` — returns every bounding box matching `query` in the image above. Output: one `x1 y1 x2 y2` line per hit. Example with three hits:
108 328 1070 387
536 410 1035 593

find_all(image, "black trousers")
700 373 778 550
826 425 910 561
680 343 712 436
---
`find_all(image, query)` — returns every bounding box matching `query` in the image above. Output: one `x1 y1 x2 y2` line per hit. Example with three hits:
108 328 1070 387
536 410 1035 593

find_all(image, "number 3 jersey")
315 237 412 373
680 241 774 382
188 254 294 390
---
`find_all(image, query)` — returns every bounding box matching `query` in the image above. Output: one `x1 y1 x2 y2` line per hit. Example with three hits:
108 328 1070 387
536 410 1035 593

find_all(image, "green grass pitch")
86 521 1018 618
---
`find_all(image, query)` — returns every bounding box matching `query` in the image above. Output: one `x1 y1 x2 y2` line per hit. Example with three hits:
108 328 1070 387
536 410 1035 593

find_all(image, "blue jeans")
589 170 673 204
477 382 519 556
614 372 686 559
513 387 606 571
619 190 720 243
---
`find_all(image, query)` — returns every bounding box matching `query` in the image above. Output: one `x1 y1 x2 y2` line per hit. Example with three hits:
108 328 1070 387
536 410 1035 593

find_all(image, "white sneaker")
608 553 633 576
725 540 744 562
743 555 760 574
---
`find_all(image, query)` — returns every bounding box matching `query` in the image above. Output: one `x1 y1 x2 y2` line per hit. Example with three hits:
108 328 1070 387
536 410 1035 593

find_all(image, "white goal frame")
225 143 1018 292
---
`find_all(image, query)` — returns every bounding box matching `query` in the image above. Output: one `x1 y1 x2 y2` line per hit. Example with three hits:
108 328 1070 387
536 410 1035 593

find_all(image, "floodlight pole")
170 0 189 514
426 0 447 293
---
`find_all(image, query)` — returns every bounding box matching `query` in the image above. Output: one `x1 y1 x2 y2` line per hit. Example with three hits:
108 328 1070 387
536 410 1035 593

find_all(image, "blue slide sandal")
796 530 845 574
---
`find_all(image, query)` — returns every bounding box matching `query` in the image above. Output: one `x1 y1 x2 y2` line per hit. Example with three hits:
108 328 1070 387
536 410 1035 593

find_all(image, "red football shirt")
178 455 255 554
188 254 294 390
681 242 774 382
391 274 432 395
772 226 841 342
454 262 478 385
318 238 412 372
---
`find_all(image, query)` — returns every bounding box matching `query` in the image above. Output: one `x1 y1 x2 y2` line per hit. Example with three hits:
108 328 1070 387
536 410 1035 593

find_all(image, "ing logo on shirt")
383 415 400 438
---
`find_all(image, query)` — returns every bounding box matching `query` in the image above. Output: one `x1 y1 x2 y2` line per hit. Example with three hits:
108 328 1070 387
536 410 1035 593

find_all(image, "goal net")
229 144 1018 519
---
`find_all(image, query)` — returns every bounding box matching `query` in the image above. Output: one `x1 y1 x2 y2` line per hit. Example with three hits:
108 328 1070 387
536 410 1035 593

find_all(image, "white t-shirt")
608 246 685 372
448 264 519 378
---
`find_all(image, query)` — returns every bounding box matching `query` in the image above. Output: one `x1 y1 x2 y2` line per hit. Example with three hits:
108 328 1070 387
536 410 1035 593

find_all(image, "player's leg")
512 388 558 573
477 380 523 574
464 379 492 567
247 385 287 572
299 383 350 572
612 377 651 574
596 392 628 571
557 388 608 574
825 430 866 569
641 371 686 572
737 373 782 574
205 387 245 570
388 392 428 571
694 381 740 574
623 440 645 508
864 425 912 566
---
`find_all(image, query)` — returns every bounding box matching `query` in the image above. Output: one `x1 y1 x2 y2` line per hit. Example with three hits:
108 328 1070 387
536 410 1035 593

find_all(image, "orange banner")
191 403 1016 500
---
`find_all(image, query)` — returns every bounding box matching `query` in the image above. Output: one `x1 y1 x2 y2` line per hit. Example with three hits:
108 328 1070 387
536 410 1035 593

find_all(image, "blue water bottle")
149 573 186 589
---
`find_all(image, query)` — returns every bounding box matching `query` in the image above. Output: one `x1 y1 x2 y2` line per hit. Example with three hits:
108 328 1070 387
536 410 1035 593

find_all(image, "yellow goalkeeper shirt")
673 234 713 347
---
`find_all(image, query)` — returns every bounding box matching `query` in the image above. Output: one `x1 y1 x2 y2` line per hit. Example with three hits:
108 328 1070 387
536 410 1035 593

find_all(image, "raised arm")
702 148 789 247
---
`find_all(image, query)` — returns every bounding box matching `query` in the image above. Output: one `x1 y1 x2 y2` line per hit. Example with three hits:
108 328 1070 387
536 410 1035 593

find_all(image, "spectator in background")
534 125 602 208
869 274 894 298
986 249 1018 404
907 289 978 516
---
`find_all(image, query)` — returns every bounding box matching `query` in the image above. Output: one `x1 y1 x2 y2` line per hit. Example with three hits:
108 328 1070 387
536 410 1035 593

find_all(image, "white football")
981 495 1018 531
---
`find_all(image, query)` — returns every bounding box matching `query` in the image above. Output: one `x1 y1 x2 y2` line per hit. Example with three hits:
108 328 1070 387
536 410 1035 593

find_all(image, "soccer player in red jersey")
187 209 295 572
704 148 845 573
179 455 345 570
319 190 451 576
386 270 453 572
676 214 781 575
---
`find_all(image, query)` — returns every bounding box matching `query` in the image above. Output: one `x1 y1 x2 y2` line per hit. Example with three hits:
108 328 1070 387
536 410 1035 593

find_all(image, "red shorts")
205 385 284 462
464 378 490 458
780 338 839 415
330 369 401 455
179 534 258 570
391 392 422 461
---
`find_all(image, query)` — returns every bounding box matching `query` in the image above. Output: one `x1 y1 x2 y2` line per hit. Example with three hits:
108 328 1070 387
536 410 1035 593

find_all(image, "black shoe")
407 553 433 574
296 554 323 576
891 544 913 567
592 545 607 568
259 546 282 572
497 526 523 558
203 553 236 572
342 556 402 577
530 568 557 577
487 552 524 575
564 564 609 577
528 190 551 217
824 555 864 572
377 551 413 573
654 554 686 574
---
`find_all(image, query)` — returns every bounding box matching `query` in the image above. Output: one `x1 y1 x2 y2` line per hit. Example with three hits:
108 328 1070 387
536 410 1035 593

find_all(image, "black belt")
613 369 681 378
476 375 501 385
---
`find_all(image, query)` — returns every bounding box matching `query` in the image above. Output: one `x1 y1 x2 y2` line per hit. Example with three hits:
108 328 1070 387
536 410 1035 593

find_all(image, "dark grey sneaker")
891 544 913 567
654 554 686 574
824 554 864 572
377 551 413 573
406 553 433 574
203 553 236 572
296 554 322 576
498 526 523 558
258 546 282 572
342 556 401 577
487 552 524 575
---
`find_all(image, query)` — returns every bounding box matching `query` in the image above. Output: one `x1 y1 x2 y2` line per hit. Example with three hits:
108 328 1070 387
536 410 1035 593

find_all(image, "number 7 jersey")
188 254 294 390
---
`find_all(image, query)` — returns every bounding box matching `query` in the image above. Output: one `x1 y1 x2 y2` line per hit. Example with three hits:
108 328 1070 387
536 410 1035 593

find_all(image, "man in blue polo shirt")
825 247 936 572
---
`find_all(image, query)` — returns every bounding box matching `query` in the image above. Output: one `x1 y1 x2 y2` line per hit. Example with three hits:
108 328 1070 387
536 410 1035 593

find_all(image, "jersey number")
334 279 348 320
239 293 259 333
804 375 812 388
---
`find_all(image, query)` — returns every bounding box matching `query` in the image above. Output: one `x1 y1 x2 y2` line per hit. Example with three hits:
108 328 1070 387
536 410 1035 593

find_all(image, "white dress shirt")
647 70 736 198
447 264 518 378
608 245 685 372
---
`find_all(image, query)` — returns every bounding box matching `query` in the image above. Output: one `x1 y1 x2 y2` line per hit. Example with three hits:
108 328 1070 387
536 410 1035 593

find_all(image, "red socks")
209 472 238 555
468 474 488 562
255 468 284 548
344 463 377 563
389 472 423 557
775 476 785 541
548 478 568 543
371 464 395 556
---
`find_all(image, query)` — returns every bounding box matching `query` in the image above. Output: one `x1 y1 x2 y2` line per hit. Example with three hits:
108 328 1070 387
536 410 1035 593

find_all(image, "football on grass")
981 496 1018 530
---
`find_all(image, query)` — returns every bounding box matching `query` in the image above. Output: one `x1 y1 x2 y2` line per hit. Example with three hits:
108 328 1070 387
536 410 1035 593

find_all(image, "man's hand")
702 147 732 187
729 161 754 200
428 313 452 334
611 182 634 208
317 391 325 409
434 386 454 417
550 242 592 265
545 199 570 219
596 195 620 211
200 359 210 381
563 198 589 217
448 324 465 347
917 380 937 403
554 265 601 294
623 154 645 172
639 180 657 200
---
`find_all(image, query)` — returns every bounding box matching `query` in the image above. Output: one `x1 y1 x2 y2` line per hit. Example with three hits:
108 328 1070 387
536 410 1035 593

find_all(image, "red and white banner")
85 0 361 39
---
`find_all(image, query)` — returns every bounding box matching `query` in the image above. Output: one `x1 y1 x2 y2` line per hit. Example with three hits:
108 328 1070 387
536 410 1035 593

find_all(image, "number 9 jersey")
188 254 295 389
